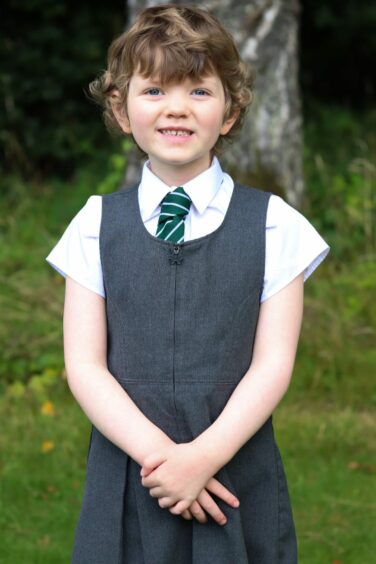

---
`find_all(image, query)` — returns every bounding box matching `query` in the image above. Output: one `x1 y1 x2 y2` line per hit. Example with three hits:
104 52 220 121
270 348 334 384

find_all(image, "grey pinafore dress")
71 182 297 563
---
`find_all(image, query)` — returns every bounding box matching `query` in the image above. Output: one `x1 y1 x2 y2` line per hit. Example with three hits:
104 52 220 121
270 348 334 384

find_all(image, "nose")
164 92 190 118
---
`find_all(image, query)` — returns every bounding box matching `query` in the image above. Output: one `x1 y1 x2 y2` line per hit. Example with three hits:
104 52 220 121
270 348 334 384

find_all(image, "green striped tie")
155 187 192 243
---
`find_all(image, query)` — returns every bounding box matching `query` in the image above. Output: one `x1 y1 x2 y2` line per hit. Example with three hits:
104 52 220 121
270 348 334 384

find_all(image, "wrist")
192 431 230 475
140 434 174 467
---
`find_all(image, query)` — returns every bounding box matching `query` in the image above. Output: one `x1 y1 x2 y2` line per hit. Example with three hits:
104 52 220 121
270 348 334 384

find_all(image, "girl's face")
113 72 237 185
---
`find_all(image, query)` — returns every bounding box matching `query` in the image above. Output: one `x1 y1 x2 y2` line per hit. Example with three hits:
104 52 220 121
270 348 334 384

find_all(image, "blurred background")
1 1 375 562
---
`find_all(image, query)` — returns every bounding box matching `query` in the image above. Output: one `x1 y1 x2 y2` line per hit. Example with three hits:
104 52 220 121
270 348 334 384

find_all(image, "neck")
148 158 212 187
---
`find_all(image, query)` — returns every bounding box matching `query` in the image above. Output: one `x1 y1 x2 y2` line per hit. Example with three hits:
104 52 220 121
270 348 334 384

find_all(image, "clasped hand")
140 442 239 524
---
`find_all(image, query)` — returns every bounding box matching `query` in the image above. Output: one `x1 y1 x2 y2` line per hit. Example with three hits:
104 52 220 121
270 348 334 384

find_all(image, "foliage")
1 0 375 181
0 164 115 391
293 259 376 408
288 104 376 408
303 104 376 261
96 138 134 195
1 0 124 178
301 1 376 107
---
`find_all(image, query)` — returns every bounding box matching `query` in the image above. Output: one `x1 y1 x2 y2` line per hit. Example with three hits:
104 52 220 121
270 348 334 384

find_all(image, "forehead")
130 70 223 88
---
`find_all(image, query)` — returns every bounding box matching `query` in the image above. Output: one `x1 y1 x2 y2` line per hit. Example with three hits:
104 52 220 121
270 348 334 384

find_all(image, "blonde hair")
89 4 253 155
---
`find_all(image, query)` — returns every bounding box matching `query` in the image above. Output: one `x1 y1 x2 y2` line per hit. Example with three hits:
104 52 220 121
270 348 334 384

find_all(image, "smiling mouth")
159 129 193 137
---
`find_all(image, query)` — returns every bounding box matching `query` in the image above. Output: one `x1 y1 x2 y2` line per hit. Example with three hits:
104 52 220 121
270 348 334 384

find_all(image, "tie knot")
160 187 192 218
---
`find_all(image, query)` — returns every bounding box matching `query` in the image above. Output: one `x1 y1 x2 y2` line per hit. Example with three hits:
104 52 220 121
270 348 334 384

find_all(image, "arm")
195 271 304 466
141 272 304 513
63 276 239 523
63 276 174 464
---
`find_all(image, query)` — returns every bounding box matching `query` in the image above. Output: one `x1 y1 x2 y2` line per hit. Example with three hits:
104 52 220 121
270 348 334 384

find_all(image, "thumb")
140 452 167 476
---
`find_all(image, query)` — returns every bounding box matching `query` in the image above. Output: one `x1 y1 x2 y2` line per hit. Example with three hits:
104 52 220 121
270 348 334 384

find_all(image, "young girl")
46 5 329 563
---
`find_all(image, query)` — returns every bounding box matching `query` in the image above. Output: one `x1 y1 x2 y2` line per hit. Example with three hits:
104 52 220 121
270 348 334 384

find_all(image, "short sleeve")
45 195 105 298
261 195 330 302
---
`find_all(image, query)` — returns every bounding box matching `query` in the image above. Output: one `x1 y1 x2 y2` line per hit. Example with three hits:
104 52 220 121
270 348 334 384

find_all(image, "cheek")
128 102 156 132
198 104 226 132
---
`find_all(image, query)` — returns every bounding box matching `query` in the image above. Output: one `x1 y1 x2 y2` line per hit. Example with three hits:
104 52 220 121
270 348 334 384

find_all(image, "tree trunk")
125 0 303 205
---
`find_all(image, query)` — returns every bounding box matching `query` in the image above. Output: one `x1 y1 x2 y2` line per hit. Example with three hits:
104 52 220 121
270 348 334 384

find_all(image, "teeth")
160 129 191 136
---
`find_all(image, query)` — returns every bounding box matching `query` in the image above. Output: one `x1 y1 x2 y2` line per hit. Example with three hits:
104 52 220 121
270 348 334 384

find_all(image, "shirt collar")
139 157 225 220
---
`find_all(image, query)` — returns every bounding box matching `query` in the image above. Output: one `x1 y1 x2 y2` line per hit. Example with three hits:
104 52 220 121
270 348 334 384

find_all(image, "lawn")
0 383 375 563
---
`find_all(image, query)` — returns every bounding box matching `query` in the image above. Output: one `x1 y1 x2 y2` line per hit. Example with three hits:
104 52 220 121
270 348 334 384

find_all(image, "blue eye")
146 88 162 96
193 89 208 96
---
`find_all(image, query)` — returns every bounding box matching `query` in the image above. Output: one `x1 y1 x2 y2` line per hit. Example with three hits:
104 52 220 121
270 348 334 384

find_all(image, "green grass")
0 386 89 563
292 260 376 409
1 388 374 563
0 170 101 389
275 401 376 563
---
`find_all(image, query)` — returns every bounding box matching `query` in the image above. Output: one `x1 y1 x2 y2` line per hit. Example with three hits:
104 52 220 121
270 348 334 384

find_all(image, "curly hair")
89 4 253 156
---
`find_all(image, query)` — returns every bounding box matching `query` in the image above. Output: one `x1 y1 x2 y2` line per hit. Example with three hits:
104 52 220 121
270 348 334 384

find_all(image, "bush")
303 104 376 261
1 0 124 179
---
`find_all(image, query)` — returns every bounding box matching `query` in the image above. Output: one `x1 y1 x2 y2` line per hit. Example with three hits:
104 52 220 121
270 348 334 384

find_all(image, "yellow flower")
40 401 56 416
41 440 55 453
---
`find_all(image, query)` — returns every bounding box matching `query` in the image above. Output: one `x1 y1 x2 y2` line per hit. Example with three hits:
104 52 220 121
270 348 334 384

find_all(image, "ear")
220 109 240 136
110 90 132 134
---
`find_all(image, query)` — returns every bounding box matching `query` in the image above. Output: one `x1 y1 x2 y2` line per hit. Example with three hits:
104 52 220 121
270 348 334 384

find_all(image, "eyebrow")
135 73 219 86
131 74 222 96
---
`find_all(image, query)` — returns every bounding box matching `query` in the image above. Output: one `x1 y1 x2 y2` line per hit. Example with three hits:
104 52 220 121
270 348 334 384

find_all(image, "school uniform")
46 157 329 563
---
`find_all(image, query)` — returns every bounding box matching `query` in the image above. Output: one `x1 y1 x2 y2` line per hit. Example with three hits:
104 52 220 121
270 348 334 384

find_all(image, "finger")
181 509 193 520
148 486 164 498
141 474 159 488
189 500 208 524
141 453 167 474
205 477 240 508
197 489 227 525
140 466 154 478
168 499 191 515
158 497 174 509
